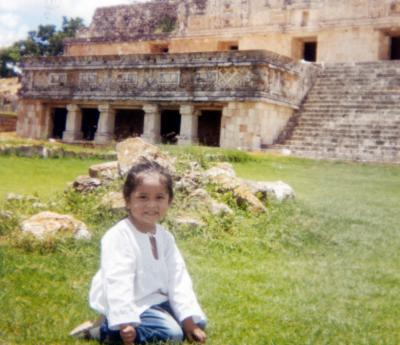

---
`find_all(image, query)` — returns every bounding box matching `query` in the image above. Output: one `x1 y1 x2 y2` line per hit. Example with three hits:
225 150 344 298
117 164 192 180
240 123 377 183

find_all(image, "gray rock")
0 210 13 219
175 217 204 229
5 193 39 202
89 161 119 180
208 174 267 213
209 200 233 216
203 162 236 179
116 137 175 176
72 175 102 192
188 188 233 216
6 193 25 201
20 211 91 240
101 191 126 211
244 180 295 202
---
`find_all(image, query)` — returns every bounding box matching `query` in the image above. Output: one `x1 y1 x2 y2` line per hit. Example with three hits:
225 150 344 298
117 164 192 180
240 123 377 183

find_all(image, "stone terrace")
273 61 400 163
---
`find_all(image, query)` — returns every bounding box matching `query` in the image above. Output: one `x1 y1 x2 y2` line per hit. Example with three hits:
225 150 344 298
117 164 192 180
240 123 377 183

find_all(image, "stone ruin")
13 138 295 242
16 0 400 163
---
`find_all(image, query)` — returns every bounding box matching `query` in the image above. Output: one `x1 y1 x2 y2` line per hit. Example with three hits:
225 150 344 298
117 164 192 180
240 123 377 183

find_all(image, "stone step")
285 146 400 156
297 112 400 117
293 121 400 128
286 140 400 148
296 115 400 122
290 132 400 140
307 93 399 99
290 131 400 140
275 62 400 163
269 146 400 162
302 103 400 109
282 149 400 161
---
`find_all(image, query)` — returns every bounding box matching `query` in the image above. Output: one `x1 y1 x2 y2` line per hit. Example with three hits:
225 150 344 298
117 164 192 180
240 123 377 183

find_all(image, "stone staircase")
272 61 400 163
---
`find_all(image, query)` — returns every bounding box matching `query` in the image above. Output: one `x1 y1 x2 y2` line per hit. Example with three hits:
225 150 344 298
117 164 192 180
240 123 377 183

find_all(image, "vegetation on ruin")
155 15 177 34
0 148 399 345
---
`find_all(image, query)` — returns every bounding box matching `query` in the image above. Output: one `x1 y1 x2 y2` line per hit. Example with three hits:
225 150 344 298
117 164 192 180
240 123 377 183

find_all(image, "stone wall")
64 0 400 63
220 101 293 149
0 115 17 132
17 100 51 139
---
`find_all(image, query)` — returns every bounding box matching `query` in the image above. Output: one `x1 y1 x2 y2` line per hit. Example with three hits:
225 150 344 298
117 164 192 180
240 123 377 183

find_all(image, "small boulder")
89 161 119 180
175 168 204 194
20 211 91 240
6 193 25 201
203 162 236 179
188 188 233 216
0 210 13 220
244 180 295 202
101 192 126 212
116 138 174 176
175 217 204 229
211 175 266 213
209 200 233 216
6 193 38 202
72 175 102 192
175 177 200 194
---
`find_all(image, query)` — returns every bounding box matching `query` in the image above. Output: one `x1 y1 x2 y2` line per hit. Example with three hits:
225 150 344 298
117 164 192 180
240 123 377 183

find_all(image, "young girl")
89 160 207 344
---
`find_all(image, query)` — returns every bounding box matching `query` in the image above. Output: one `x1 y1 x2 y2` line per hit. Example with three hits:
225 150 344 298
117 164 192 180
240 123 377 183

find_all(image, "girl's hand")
119 324 136 345
182 317 207 343
189 327 207 343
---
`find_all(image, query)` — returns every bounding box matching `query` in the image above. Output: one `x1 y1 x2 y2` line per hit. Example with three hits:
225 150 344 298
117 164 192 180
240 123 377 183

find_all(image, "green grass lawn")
0 152 399 345
0 156 104 200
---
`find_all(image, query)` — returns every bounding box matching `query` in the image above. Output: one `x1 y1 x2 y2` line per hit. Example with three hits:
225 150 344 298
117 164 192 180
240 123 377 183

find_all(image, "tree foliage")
0 16 85 77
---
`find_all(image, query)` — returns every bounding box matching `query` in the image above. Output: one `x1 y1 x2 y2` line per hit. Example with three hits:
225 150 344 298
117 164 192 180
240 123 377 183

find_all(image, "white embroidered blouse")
89 218 206 330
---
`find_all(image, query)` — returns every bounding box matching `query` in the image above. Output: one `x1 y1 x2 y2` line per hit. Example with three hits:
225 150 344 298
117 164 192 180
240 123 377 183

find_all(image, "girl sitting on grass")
89 160 207 344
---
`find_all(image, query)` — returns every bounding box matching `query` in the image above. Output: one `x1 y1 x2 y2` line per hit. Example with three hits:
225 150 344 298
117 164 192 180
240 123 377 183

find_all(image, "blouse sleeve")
101 229 141 329
164 232 206 323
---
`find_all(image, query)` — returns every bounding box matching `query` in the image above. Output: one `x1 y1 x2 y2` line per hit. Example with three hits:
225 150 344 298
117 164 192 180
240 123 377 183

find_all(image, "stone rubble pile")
16 137 295 240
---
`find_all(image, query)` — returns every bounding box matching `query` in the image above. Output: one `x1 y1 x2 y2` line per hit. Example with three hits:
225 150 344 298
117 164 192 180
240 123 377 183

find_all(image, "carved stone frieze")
20 50 319 108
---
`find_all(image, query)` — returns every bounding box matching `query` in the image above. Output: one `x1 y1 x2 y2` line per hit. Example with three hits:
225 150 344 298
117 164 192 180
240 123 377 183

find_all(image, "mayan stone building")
18 0 400 162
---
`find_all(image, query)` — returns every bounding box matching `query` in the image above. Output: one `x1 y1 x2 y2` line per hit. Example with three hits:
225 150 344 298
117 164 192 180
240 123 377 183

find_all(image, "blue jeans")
100 301 206 344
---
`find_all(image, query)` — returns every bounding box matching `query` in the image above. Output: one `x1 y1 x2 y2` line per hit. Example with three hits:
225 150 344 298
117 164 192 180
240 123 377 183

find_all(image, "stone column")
95 104 115 144
178 105 199 145
63 104 83 142
141 104 161 144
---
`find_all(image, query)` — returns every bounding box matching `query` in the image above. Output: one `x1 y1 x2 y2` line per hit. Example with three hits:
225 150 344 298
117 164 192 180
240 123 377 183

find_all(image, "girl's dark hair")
123 159 174 201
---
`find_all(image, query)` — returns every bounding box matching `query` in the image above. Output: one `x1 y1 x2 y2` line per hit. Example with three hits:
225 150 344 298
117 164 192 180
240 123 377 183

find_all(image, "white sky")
0 0 148 48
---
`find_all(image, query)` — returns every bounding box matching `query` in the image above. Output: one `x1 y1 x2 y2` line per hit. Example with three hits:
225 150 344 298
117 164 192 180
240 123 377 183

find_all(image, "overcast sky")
0 0 149 48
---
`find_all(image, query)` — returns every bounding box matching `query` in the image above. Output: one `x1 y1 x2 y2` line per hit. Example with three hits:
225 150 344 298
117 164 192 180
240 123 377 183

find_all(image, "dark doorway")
114 109 144 140
303 42 317 62
81 108 100 141
51 108 67 139
198 110 222 147
161 110 180 144
390 37 400 60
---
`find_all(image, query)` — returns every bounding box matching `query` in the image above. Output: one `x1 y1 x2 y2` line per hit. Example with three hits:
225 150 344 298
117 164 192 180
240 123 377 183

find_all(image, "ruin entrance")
114 109 144 140
303 42 317 62
81 108 100 141
198 110 222 147
390 36 400 60
51 107 67 139
161 110 180 144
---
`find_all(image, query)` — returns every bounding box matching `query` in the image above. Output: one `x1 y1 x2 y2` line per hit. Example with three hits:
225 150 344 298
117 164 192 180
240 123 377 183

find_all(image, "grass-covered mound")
0 147 399 345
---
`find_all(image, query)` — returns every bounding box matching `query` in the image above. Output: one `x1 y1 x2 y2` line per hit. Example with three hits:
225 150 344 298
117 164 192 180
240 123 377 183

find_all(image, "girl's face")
126 172 171 232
